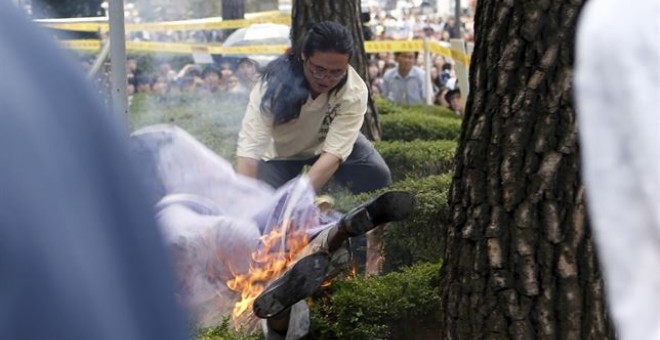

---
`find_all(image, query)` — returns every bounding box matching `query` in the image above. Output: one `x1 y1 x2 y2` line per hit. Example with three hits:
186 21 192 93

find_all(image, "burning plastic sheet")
130 124 338 328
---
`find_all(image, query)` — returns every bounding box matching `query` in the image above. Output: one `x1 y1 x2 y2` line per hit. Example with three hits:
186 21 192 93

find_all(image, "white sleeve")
575 1 660 339
322 73 368 161
236 82 273 160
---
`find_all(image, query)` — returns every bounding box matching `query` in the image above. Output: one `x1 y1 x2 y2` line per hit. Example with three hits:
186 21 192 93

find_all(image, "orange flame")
227 219 310 322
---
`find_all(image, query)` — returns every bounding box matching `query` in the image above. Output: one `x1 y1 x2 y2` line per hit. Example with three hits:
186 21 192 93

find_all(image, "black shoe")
340 191 415 237
253 252 331 319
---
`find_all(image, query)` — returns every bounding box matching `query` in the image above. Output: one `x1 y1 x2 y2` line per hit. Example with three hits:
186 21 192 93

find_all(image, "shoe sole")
367 191 415 226
253 252 330 319
345 191 415 236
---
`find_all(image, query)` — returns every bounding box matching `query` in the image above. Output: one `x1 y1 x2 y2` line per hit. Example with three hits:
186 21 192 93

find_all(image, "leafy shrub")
399 104 458 120
374 97 404 115
194 317 261 340
309 262 442 339
380 113 462 141
375 97 459 120
375 139 457 181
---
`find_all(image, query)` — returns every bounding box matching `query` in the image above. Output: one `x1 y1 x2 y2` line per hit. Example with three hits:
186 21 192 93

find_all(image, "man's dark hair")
260 21 354 126
444 88 461 108
394 51 419 59
202 65 221 79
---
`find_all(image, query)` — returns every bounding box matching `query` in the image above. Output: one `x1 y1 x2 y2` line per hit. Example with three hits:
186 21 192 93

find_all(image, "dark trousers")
257 134 391 194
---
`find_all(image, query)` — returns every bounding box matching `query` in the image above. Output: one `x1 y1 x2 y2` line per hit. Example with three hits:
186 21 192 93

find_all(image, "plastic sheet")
130 124 338 327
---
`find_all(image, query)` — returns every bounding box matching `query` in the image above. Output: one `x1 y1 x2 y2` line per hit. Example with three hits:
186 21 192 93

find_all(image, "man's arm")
307 152 341 192
236 156 259 178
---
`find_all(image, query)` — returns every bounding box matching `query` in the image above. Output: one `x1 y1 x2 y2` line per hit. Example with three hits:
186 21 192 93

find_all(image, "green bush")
380 112 462 141
375 97 459 119
309 262 442 339
374 97 404 115
375 139 457 181
194 317 261 340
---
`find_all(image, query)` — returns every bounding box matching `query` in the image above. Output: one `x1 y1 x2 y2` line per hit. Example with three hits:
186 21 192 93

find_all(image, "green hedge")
194 318 260 340
375 139 457 181
380 112 462 141
374 97 405 115
309 262 442 339
374 97 459 120
195 263 444 340
403 104 459 119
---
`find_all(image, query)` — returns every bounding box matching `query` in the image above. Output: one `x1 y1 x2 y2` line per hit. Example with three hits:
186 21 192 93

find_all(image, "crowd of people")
123 56 259 98
111 48 464 117
96 0 475 117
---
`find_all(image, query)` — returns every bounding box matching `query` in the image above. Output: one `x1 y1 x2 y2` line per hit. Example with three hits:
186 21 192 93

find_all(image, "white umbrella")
222 23 291 68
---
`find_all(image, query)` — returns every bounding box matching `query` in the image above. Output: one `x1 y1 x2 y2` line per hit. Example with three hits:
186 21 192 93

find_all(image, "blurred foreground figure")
575 0 660 339
0 3 186 340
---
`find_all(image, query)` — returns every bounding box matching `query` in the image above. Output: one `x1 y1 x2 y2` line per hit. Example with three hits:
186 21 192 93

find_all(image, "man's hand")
307 152 341 192
236 156 259 178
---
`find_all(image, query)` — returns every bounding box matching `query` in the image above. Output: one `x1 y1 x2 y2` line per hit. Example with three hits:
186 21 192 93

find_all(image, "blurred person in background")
202 65 223 93
135 75 152 94
367 60 384 96
382 51 426 105
444 88 463 116
152 75 170 95
575 0 660 339
434 86 449 107
236 57 260 91
0 2 187 339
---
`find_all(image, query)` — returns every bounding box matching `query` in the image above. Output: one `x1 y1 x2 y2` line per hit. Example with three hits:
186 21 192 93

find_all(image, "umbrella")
222 23 291 68
223 23 291 46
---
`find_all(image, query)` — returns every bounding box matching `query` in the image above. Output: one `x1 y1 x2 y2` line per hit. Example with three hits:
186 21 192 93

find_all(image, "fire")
227 219 310 322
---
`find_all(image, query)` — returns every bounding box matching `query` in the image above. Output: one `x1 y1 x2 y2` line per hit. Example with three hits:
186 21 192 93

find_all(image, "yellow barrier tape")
427 41 452 59
42 22 108 32
128 16 291 32
127 41 198 53
60 39 102 51
214 45 288 55
244 10 284 19
61 39 470 63
366 40 471 64
41 16 291 32
365 40 423 53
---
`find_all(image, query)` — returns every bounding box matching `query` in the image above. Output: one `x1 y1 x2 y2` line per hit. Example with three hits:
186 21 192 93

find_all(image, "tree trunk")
290 0 382 141
438 0 615 339
221 0 245 19
221 0 245 37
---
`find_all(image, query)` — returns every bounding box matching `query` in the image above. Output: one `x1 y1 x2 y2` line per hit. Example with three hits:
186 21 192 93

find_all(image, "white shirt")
382 66 426 105
237 65 368 162
575 1 660 339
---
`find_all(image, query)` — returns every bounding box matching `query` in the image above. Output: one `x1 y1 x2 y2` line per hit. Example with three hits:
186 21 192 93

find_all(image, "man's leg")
257 159 310 189
333 134 392 275
254 191 413 339
253 191 414 319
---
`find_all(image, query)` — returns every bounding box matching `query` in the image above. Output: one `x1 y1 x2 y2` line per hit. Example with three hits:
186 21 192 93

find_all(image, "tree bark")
221 0 245 20
438 0 615 339
290 0 382 141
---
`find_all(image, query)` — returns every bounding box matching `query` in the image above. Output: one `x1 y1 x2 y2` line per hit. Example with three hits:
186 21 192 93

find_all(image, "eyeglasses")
305 59 347 81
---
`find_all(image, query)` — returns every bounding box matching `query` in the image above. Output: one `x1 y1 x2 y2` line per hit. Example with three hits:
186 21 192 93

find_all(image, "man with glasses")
235 21 400 338
237 20 393 275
